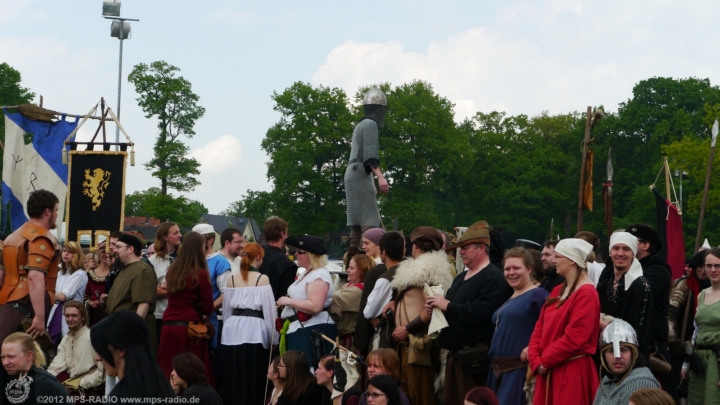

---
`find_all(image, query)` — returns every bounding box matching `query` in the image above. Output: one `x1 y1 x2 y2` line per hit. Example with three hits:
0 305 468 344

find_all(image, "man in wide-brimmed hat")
426 220 512 405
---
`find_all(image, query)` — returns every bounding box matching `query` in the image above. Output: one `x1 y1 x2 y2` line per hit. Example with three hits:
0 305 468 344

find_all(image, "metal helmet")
599 318 638 358
363 88 387 106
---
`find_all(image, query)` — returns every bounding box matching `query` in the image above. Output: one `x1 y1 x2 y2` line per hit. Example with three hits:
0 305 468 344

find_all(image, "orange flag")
583 150 593 211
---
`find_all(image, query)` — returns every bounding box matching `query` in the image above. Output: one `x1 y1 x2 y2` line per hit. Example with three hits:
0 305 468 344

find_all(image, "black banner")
65 151 126 247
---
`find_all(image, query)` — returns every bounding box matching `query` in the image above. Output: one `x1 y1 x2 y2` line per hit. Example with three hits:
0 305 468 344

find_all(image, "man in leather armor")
0 189 61 344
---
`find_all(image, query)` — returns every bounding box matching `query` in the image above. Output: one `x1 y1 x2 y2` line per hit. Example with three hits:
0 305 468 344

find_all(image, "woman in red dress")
528 238 600 405
157 231 214 386
85 249 110 326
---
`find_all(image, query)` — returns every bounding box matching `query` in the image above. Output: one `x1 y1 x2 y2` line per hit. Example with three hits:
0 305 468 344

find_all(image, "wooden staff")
577 107 592 232
695 119 719 253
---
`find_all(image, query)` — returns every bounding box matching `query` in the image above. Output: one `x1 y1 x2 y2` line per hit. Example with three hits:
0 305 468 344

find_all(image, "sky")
1 0 718 215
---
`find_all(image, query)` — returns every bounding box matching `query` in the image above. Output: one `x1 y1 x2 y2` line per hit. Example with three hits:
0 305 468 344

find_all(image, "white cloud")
190 135 243 174
312 0 720 121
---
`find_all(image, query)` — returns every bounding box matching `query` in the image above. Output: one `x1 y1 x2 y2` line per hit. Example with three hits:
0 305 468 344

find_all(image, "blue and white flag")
2 109 77 232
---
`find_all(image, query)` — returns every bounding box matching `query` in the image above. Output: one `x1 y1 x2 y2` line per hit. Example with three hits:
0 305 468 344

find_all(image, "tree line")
227 78 720 254
4 60 720 253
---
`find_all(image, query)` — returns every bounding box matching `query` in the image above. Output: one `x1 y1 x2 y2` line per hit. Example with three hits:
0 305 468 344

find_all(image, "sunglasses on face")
296 250 307 255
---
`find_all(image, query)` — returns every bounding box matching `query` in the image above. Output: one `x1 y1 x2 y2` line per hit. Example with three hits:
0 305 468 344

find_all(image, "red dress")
157 269 214 385
84 269 108 326
528 283 600 405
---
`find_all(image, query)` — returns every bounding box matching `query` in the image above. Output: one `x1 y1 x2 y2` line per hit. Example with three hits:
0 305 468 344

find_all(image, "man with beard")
626 224 675 399
0 190 60 344
102 231 128 293
540 240 563 292
218 228 243 275
597 232 654 358
593 319 659 405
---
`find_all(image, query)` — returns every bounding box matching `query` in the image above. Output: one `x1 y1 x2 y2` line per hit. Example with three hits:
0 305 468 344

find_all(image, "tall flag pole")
694 118 719 253
603 147 614 244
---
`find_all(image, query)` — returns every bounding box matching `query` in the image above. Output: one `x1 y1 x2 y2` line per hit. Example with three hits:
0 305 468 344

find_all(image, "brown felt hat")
410 226 443 252
446 220 491 251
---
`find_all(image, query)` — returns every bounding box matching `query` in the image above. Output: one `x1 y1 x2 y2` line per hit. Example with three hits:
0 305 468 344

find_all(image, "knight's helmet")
599 318 639 379
363 88 387 106
362 88 388 127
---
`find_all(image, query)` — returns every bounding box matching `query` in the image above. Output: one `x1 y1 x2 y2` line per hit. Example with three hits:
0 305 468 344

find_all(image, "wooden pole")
577 107 592 232
695 146 716 253
606 184 613 246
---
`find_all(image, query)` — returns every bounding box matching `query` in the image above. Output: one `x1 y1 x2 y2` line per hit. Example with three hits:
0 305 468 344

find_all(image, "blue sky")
1 0 718 215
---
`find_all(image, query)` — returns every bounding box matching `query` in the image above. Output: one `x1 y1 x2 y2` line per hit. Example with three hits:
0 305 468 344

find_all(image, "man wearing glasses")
218 228 243 276
105 234 157 347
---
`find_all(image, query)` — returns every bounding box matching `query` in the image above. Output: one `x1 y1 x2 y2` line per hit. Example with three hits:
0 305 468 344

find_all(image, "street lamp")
674 169 688 212
102 1 139 150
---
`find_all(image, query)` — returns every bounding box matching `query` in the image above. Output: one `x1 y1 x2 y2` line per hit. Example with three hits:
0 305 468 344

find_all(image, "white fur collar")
391 250 454 292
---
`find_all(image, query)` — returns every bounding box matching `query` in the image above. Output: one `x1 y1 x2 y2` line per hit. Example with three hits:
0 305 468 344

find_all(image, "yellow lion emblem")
82 168 111 211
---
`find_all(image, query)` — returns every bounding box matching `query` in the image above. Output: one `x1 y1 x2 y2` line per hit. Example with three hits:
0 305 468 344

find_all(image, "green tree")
221 190 275 224
0 63 35 173
258 82 355 237
124 187 207 229
128 61 205 195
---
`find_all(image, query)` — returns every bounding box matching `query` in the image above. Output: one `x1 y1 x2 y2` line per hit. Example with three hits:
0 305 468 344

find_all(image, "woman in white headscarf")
596 232 654 358
528 238 601 405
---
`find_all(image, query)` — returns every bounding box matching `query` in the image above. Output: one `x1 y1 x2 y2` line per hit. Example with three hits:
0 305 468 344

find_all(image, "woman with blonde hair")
85 249 109 326
48 241 88 344
1 332 67 401
149 222 183 340
220 242 276 404
156 232 214 385
528 238 600 405
278 235 337 366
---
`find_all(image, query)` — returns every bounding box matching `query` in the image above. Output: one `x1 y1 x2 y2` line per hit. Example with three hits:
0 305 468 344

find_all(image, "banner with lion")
65 150 126 247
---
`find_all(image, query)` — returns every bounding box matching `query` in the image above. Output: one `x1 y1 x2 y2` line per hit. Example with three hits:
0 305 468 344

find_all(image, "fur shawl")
391 250 454 293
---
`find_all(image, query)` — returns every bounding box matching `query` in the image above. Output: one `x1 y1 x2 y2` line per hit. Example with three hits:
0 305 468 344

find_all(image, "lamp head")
102 1 121 17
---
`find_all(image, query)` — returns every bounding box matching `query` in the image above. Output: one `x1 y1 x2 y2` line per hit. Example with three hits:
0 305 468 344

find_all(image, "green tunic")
106 260 158 353
688 289 720 405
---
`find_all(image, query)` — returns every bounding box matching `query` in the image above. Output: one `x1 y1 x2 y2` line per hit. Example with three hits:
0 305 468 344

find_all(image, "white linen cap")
610 232 638 256
554 238 593 269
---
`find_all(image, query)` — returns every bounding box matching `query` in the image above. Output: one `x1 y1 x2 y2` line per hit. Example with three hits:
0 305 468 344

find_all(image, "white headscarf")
554 238 593 269
609 232 643 291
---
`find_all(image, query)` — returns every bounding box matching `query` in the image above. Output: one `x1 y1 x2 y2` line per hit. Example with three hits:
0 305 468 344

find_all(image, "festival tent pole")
694 119 719 253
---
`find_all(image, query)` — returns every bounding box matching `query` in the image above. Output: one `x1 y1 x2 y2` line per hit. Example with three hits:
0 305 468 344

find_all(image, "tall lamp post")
102 1 139 149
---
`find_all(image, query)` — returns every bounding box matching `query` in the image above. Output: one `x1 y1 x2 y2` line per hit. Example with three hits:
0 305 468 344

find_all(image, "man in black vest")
259 216 298 302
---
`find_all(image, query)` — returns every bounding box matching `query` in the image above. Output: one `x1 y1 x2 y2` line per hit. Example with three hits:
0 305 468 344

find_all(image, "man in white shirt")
363 232 405 351
47 301 104 396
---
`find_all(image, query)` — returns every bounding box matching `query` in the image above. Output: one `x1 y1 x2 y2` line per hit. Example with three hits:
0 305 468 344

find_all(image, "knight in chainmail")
593 319 660 405
344 88 389 250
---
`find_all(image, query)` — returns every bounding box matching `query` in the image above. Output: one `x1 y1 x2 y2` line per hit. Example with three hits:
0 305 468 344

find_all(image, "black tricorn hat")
285 235 327 255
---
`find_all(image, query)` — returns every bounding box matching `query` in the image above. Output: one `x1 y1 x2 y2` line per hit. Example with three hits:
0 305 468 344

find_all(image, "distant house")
196 214 262 250
123 217 161 245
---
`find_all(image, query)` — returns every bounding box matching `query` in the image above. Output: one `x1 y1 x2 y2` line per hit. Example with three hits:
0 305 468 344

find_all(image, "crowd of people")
0 189 718 405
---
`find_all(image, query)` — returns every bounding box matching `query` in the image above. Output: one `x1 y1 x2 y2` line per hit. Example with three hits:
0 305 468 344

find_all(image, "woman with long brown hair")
220 242 276 405
149 222 183 340
156 231 214 385
277 350 324 405
48 241 88 344
527 238 600 405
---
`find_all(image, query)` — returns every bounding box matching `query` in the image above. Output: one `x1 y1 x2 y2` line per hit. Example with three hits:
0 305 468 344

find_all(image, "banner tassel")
61 148 67 165
130 145 135 166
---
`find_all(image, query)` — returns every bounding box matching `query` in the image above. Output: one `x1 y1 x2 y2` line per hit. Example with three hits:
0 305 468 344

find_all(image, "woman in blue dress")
488 247 549 405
